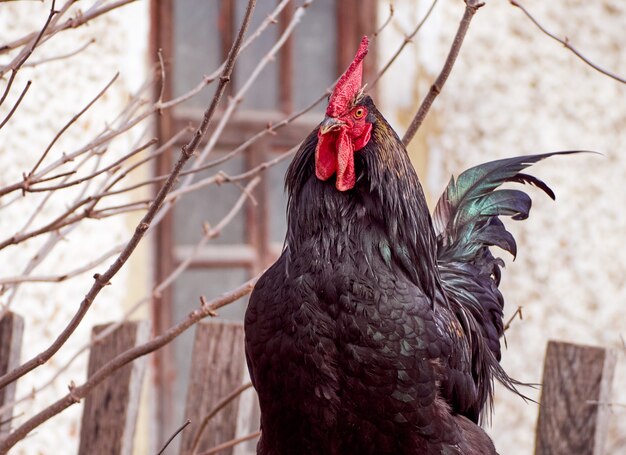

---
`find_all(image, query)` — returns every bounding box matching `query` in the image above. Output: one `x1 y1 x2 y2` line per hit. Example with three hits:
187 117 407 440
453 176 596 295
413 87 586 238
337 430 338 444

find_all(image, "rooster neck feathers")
285 98 440 300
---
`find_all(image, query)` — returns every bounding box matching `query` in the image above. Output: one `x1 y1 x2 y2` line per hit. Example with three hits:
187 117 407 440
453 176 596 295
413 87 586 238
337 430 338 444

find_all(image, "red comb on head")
326 36 369 117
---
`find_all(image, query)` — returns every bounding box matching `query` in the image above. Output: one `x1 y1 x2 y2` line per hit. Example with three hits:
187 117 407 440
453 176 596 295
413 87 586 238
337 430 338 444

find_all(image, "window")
151 0 377 443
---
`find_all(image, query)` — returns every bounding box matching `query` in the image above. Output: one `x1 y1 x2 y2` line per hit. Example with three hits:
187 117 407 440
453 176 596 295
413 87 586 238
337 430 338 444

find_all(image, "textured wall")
3 1 624 454
0 1 148 453
379 0 626 453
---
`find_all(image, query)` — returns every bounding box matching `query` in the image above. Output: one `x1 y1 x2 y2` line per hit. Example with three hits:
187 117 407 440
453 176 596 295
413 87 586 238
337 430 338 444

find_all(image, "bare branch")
2 176 259 412
190 383 254 455
192 0 314 171
372 1 395 38
510 1 626 85
22 38 96 68
27 138 157 192
0 0 57 104
402 0 484 146
156 48 166 105
157 419 191 455
0 0 136 58
0 244 123 286
0 277 258 451
26 72 120 180
0 0 257 395
503 306 523 332
368 0 439 88
156 0 292 111
167 147 296 202
0 80 31 130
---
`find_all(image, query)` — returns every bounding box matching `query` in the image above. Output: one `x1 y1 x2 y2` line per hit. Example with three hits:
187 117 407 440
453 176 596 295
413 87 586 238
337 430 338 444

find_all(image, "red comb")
327 36 369 117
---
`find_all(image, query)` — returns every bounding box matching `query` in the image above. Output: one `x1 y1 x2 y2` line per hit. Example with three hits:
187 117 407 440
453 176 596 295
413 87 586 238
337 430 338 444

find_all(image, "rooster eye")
353 108 365 119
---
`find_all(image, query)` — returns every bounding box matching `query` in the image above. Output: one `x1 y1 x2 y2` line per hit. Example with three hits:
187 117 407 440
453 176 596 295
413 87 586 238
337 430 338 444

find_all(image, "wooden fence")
0 311 618 454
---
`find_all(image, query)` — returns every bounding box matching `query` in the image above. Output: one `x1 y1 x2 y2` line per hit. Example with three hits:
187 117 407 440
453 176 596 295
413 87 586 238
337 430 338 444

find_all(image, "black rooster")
245 36 575 455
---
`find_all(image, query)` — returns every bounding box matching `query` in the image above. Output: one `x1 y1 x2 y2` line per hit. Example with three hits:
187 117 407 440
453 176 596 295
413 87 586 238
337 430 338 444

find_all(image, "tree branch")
157 419 191 455
402 0 484 146
190 382 254 455
0 80 31 130
22 38 96 68
26 72 120 180
0 176 259 413
0 0 57 104
0 0 257 395
368 0 439 88
510 1 626 85
0 277 258 451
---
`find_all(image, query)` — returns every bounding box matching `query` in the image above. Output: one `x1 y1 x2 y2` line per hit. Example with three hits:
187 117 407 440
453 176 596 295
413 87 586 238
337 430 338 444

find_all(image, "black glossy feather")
433 151 585 421
245 89 583 454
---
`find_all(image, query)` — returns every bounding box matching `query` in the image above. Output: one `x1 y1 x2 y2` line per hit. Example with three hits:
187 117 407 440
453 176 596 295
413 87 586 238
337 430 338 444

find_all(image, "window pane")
234 0 278 110
173 0 221 109
293 0 337 112
173 151 247 245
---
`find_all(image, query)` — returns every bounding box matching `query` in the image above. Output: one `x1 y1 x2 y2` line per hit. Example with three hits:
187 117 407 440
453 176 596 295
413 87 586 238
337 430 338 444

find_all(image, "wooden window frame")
150 0 377 440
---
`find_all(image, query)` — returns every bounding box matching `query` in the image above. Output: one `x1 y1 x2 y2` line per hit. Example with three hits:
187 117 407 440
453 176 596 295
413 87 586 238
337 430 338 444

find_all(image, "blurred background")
0 0 624 453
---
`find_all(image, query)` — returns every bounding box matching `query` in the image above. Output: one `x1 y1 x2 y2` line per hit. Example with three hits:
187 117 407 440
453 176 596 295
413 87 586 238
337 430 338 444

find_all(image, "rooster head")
316 36 373 191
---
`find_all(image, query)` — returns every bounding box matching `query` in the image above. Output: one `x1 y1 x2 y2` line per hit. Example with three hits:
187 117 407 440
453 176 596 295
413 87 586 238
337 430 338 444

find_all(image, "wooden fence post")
179 321 247 455
535 341 617 455
0 312 24 436
78 321 150 455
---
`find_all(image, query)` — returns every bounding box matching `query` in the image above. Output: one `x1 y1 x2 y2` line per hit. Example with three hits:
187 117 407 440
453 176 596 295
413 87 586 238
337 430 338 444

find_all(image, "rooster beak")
319 117 344 135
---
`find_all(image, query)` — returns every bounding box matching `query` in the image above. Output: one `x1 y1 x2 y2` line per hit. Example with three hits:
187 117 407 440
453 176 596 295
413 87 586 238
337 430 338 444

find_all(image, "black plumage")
245 54 576 454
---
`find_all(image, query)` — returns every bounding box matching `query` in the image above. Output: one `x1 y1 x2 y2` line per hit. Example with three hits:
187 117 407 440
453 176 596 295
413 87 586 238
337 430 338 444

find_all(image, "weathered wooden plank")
78 321 150 455
179 321 247 455
535 341 617 455
0 312 24 436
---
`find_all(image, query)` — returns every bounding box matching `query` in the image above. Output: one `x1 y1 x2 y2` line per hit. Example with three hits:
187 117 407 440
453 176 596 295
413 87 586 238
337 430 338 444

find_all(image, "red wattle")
315 131 337 181
335 131 355 191
315 129 357 191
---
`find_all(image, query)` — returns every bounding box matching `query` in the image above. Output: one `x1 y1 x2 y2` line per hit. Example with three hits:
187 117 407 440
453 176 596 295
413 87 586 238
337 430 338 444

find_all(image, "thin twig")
0 0 136 58
510 1 626 85
0 245 123 286
164 95 323 182
156 48 166 104
0 0 56 105
0 0 257 399
28 138 157 192
157 419 191 455
193 0 314 171
0 276 259 451
197 431 262 455
167 147 296 202
373 1 394 38
26 72 120 179
0 128 180 253
155 0 292 111
190 383 254 455
3 177 259 411
368 0 438 88
503 306 523 332
402 0 484 146
0 80 32 130
22 38 96 68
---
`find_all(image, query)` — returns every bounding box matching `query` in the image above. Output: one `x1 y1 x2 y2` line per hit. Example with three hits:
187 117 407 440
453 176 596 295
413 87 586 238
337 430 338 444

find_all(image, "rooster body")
245 37 570 455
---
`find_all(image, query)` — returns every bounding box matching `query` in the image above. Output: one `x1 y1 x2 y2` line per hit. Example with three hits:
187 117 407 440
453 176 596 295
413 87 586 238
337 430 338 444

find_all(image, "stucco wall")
380 1 625 453
0 1 149 453
2 1 624 454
